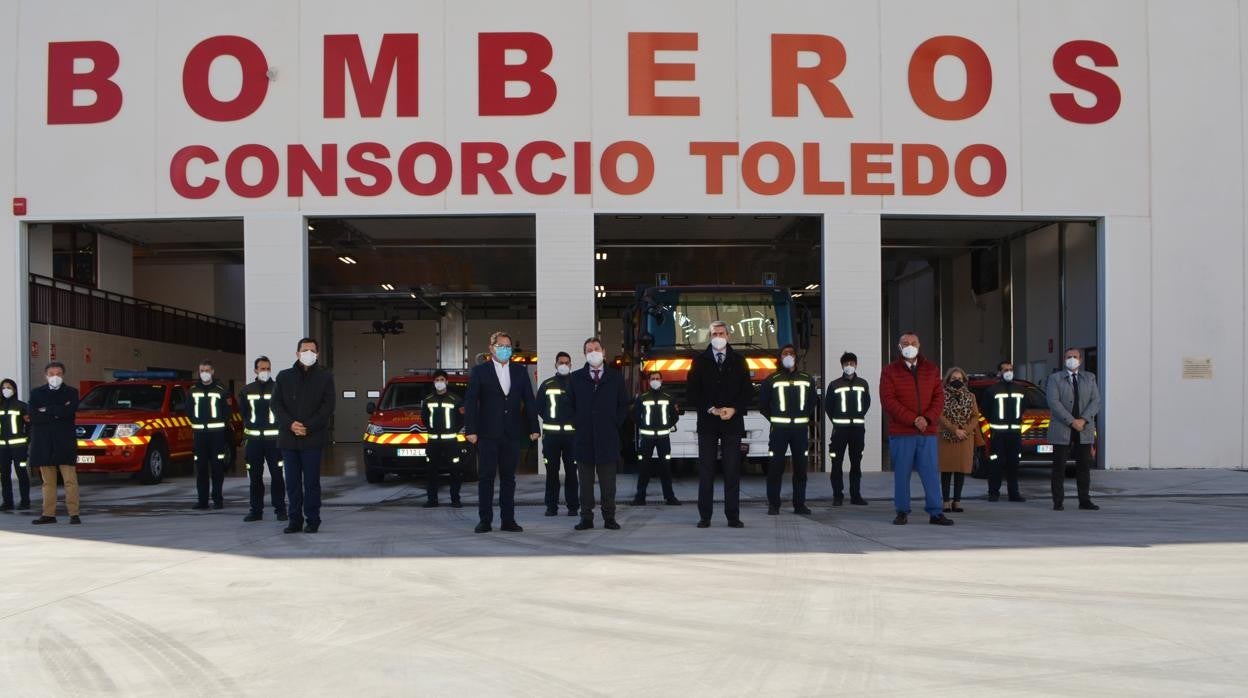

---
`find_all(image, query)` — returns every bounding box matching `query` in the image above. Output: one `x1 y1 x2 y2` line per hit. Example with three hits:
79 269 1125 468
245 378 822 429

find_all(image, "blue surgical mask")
495 346 513 362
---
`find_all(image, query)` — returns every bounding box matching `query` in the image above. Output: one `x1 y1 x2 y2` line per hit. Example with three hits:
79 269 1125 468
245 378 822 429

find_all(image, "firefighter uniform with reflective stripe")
760 369 816 511
633 388 679 504
983 379 1025 499
239 378 286 518
0 397 31 509
187 381 230 507
825 373 871 502
536 375 578 514
420 390 465 505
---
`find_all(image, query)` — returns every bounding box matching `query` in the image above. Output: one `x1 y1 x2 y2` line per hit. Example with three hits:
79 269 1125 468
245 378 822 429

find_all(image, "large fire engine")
74 372 244 484
620 285 812 467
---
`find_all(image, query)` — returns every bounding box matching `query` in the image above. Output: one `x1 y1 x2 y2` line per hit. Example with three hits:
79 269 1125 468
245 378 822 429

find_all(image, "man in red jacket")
879 332 955 526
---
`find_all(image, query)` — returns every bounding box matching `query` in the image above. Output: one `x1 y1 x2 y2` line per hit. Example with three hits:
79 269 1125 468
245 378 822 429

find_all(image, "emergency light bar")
113 371 179 380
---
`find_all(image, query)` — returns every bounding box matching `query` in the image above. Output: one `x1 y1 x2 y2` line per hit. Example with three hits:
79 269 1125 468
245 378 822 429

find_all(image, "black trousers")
697 424 742 523
245 438 286 515
578 461 617 519
940 472 965 501
425 440 463 502
192 430 227 505
766 427 809 508
477 437 519 525
635 436 675 500
989 431 1022 498
829 427 865 499
0 446 30 506
1052 442 1093 504
542 432 578 510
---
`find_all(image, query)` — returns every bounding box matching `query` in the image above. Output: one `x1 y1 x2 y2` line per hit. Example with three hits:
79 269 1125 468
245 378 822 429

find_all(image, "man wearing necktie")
1045 347 1101 511
686 321 752 528
568 338 630 530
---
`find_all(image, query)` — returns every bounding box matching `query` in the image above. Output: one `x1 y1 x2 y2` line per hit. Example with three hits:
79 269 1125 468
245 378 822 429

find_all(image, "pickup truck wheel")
138 440 168 485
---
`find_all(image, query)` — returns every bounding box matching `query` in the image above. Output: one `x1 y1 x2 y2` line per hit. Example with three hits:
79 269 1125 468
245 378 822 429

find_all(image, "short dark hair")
44 361 65 373
583 337 603 352
898 331 918 342
432 369 448 380
555 351 572 363
254 355 271 370
297 337 319 351
840 351 858 365
998 360 1013 372
1 378 16 393
198 359 214 369
648 370 662 380
779 343 796 356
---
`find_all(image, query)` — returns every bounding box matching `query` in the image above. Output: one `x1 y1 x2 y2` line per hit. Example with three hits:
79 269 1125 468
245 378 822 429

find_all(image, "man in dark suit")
464 330 539 533
568 337 630 531
272 338 335 534
686 321 753 528
29 362 81 525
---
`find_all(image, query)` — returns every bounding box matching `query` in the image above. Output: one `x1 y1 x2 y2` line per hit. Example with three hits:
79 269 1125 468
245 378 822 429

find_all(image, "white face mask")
200 371 214 384
649 380 662 391
900 345 919 360
1065 357 1080 371
556 364 571 376
47 375 63 389
843 365 857 376
1002 371 1014 382
299 350 317 367
1 388 13 399
257 370 271 382
710 336 728 351
781 355 796 370
434 381 448 392
586 351 604 367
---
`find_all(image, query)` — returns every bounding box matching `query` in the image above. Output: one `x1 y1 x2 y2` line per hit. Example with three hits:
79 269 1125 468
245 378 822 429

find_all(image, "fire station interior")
880 216 1102 470
306 215 538 473
25 219 248 477
594 214 823 473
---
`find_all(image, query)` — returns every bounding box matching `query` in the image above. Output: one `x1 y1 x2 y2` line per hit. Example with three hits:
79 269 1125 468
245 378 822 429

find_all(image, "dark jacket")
634 389 679 435
272 362 336 450
464 360 539 440
28 384 79 467
686 345 752 435
759 368 817 429
824 373 872 429
420 390 464 436
982 380 1025 428
0 396 30 447
879 355 943 436
536 374 575 429
186 381 231 431
568 364 629 466
239 379 279 439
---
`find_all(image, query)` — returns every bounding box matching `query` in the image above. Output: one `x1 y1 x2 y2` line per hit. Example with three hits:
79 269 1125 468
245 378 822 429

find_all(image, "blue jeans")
282 448 323 526
888 435 943 516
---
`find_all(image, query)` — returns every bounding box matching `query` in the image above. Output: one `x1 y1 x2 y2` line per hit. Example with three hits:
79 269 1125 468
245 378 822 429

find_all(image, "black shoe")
566 508 578 517
284 522 304 534
696 519 711 528
631 496 645 506
212 501 224 510
304 522 320 533
1079 501 1100 511
500 521 523 533
664 498 682 506
574 517 594 530
832 496 844 507
929 514 955 526
987 493 1000 502
893 513 908 525
18 501 31 510
422 500 440 508
545 507 558 517
475 521 492 533
794 506 812 515
727 520 745 529
951 503 964 513
604 518 621 530
850 497 868 506
192 503 209 511
767 505 780 515
69 516 81 525
243 513 262 522
0 503 13 511
1008 495 1026 502
1053 502 1064 511
276 512 289 521
32 515 56 525
450 500 463 509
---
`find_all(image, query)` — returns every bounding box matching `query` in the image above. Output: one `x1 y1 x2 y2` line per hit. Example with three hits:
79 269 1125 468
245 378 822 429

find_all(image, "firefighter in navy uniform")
760 345 817 515
240 357 287 522
0 378 32 511
420 370 465 508
536 353 579 516
187 360 231 510
982 361 1027 503
630 370 682 506
825 351 871 506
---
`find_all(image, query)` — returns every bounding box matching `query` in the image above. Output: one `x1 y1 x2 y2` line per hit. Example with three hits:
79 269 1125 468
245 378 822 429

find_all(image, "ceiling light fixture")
381 283 395 291
337 255 357 265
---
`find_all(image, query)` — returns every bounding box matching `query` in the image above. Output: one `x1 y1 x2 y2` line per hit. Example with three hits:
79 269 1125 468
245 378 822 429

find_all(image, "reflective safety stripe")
545 390 562 420
542 423 563 432
429 433 459 440
194 421 227 430
244 429 280 437
0 437 27 445
831 418 852 424
833 385 867 415
994 393 1025 421
851 418 865 424
6 409 20 435
989 424 1023 430
639 428 673 436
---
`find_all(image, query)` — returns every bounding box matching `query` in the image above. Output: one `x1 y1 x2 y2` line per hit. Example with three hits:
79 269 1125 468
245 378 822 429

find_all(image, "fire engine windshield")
80 385 166 411
380 382 467 410
651 292 787 350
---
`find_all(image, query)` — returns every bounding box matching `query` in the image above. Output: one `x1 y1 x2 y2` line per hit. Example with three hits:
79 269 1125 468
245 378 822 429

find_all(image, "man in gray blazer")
1045 347 1100 511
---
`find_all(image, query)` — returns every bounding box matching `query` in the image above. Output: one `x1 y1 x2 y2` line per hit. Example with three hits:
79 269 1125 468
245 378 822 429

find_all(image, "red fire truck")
362 370 479 484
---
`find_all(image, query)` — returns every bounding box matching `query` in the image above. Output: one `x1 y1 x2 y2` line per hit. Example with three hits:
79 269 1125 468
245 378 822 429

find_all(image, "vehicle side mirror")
366 402 376 414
